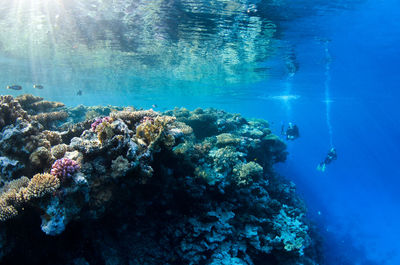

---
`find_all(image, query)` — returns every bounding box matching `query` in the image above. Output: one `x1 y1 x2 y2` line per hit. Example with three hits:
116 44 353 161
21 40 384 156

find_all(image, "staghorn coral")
23 173 60 200
50 158 80 181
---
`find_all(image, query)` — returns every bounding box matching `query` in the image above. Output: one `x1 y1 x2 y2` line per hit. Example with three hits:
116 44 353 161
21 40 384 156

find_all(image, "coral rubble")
0 94 321 264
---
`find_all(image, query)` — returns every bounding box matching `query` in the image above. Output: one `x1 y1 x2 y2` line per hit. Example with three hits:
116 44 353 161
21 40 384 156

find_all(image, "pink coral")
91 116 112 131
50 158 80 180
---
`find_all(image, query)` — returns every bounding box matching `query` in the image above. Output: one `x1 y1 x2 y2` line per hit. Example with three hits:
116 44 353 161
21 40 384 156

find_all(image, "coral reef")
0 95 321 264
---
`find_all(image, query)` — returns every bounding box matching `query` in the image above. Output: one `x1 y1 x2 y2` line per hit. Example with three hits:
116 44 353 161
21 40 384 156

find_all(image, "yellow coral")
0 177 29 221
95 119 114 144
0 200 19 221
23 173 60 200
136 116 176 145
232 162 263 186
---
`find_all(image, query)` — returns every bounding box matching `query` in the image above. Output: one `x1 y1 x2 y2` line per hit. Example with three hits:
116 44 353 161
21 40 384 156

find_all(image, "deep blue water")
1 0 399 263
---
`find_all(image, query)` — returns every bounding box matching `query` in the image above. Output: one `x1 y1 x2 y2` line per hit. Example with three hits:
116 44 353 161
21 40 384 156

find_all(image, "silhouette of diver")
317 147 337 172
281 122 300 140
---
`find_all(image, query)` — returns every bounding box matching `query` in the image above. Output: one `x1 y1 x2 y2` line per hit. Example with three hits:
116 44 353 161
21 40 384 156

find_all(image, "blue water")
1 0 399 263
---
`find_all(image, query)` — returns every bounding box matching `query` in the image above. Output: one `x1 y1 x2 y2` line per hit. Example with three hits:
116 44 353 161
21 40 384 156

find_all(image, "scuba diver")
317 147 337 172
281 122 300 141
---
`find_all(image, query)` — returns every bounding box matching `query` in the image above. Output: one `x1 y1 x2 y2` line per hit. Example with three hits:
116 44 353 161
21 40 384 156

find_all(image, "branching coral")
0 173 62 222
95 121 114 144
23 173 60 200
136 116 176 145
0 177 29 221
50 158 80 181
92 117 114 144
0 95 29 130
91 116 113 131
232 161 263 186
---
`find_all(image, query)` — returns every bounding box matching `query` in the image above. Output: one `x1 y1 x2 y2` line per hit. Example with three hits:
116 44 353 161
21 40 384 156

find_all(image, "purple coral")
91 116 112 131
50 158 80 180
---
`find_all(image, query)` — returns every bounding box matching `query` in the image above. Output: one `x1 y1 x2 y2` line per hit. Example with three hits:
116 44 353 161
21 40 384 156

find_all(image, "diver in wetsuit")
281 122 300 141
317 147 337 172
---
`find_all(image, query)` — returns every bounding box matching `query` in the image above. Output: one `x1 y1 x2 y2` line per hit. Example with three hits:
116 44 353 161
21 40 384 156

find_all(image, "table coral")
32 111 68 128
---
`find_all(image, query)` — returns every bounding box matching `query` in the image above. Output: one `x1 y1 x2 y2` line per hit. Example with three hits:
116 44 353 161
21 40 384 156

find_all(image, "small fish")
6 85 22 90
33 84 44 89
152 104 158 108
77 90 82 96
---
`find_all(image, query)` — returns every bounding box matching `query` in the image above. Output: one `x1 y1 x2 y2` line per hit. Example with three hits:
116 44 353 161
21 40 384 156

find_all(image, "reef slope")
0 95 321 264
